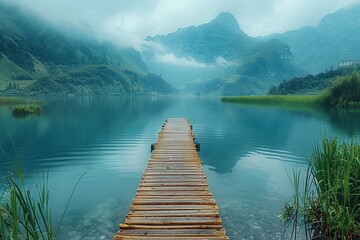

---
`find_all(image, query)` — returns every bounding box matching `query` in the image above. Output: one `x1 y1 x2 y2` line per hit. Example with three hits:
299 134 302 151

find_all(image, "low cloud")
2 0 356 48
216 57 235 66
155 53 208 68
142 41 237 68
150 53 236 68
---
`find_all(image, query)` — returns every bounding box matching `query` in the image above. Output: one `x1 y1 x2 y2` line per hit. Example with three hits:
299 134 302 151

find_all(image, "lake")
1 96 360 239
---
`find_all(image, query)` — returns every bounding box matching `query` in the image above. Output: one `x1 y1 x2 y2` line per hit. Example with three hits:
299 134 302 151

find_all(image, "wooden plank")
141 176 205 179
125 216 222 225
119 224 223 230
114 235 228 240
131 199 216 205
139 183 208 187
127 210 219 217
130 204 219 211
147 166 202 169
141 177 206 182
137 187 209 192
114 118 228 239
116 228 226 236
136 191 212 196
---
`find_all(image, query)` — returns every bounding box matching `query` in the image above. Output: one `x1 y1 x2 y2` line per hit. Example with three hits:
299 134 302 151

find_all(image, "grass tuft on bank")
280 137 360 239
1 160 85 239
12 104 41 116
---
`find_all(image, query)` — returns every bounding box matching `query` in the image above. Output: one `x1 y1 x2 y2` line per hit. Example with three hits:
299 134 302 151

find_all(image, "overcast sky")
4 0 357 48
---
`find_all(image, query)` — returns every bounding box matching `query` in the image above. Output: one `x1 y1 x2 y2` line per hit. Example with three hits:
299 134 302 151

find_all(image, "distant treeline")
267 67 360 95
222 71 360 109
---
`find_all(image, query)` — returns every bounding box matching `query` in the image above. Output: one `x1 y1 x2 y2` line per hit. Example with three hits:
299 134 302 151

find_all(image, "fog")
3 0 357 49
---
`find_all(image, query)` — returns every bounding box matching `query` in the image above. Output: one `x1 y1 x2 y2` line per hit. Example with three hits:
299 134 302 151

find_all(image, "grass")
279 137 360 239
222 72 360 109
0 97 28 105
221 95 326 107
0 160 85 239
0 162 54 240
12 105 41 116
0 97 41 105
0 97 42 117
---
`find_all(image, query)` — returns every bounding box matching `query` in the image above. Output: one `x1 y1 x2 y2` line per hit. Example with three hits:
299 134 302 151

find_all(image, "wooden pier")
113 118 228 240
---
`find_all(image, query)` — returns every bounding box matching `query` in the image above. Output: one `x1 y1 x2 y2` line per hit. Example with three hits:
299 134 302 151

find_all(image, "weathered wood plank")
116 228 226 236
131 199 216 205
118 224 223 230
137 187 210 192
130 204 219 211
127 210 219 217
114 118 228 239
139 183 208 187
125 216 222 225
114 236 228 240
136 191 212 196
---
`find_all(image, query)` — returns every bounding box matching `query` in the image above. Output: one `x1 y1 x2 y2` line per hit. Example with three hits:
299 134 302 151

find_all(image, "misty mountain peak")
211 12 243 34
213 12 237 24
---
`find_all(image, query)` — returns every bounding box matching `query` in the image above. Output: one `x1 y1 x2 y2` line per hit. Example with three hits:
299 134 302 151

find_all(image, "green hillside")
197 39 303 95
146 12 256 64
267 66 359 95
145 12 303 95
266 2 360 73
0 2 174 95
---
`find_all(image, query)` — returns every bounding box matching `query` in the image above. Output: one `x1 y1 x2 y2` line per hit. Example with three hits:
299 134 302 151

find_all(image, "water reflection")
322 108 360 136
0 96 173 175
0 97 359 239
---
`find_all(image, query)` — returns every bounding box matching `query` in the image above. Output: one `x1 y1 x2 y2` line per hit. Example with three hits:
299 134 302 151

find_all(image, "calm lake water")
1 96 360 240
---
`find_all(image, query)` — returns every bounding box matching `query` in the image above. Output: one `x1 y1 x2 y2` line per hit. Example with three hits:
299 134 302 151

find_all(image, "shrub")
324 72 360 108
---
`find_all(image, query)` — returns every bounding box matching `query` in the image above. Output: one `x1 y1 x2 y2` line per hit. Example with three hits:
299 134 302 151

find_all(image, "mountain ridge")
146 12 256 64
265 2 360 73
0 1 175 95
144 12 302 95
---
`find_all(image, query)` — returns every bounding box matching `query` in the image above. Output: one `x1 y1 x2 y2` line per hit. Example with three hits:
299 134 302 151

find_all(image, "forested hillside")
0 2 174 95
267 67 359 95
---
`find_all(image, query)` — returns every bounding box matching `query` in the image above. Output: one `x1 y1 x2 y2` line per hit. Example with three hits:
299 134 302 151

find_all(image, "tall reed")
0 170 54 239
0 161 85 239
279 137 360 239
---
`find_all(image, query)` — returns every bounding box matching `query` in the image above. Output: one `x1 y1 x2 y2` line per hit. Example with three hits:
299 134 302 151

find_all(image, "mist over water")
1 96 359 239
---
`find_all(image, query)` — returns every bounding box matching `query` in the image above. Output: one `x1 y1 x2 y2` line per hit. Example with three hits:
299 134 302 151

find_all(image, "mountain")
0 2 175 95
266 2 360 74
198 39 302 95
144 12 303 95
146 12 256 64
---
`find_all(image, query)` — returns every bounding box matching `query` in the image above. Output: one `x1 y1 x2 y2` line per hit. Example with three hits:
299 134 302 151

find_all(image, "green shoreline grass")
221 95 326 107
0 97 41 105
221 72 360 109
0 97 28 105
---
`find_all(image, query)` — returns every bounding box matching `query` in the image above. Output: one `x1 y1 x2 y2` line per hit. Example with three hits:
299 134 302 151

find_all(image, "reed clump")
0 162 85 239
0 170 54 240
12 105 41 116
279 137 360 239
